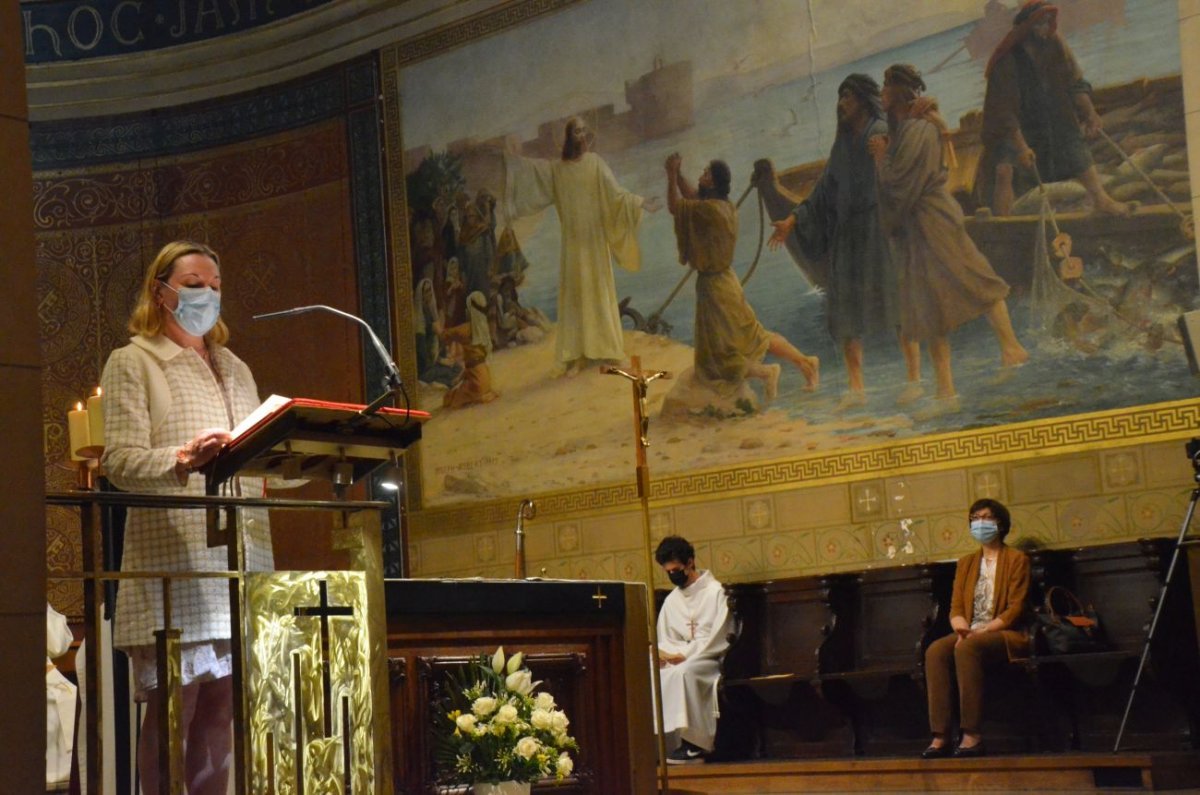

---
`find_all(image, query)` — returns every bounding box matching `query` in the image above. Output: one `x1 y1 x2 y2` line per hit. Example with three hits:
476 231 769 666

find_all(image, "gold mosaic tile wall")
407 437 1198 590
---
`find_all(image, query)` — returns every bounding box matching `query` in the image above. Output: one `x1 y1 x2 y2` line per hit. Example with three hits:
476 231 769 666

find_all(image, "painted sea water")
502 0 1195 434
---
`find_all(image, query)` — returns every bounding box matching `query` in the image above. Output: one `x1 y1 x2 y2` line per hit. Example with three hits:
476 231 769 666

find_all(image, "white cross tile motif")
1105 452 1139 487
556 523 580 553
855 485 880 514
746 498 772 530
973 470 1002 499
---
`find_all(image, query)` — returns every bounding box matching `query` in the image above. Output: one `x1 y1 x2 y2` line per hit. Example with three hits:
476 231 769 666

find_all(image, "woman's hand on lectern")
176 427 233 473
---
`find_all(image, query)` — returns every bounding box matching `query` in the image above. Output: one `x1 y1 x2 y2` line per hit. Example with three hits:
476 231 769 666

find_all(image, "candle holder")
76 444 104 460
73 450 104 491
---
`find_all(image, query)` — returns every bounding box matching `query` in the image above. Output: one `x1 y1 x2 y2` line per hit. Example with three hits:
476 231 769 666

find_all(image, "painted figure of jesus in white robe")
657 569 732 753
505 117 646 371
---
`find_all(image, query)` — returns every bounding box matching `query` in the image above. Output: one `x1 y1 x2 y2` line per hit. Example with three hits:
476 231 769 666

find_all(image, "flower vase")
473 782 531 795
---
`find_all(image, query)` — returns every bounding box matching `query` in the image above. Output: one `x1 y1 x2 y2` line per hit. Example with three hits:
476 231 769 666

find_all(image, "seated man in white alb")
655 535 732 764
46 603 77 790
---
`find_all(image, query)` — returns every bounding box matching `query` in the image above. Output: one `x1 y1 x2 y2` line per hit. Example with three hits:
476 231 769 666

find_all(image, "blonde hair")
128 240 229 345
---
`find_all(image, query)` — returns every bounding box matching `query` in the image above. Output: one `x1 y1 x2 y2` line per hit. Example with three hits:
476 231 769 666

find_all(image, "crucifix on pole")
601 355 672 794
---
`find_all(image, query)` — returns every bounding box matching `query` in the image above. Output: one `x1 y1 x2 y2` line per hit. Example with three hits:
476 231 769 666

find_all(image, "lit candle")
87 386 105 449
67 402 89 461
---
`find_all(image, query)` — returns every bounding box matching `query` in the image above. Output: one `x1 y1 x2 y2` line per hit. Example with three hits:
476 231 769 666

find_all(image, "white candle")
87 387 104 449
67 402 89 461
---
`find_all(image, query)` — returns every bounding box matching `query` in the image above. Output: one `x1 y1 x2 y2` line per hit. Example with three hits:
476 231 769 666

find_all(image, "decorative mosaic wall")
35 59 390 615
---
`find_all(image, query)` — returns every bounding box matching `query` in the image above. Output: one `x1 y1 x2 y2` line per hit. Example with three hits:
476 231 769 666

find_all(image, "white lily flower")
506 669 535 696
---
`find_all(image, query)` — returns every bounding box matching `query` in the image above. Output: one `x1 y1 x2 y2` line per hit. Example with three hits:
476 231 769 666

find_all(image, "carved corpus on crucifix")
602 355 672 793
601 356 670 494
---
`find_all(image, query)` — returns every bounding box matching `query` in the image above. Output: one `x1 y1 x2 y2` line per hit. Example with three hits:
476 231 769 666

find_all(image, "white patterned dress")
970 555 997 631
100 334 272 696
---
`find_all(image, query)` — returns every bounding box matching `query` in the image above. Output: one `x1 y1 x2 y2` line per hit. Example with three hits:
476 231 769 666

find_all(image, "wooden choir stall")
665 538 1200 793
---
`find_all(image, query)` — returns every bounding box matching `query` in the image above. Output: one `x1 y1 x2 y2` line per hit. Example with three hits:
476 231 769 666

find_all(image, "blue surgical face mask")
161 281 221 337
970 519 1000 544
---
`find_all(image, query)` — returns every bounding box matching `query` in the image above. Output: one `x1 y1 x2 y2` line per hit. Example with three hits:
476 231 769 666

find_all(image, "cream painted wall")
410 439 1198 590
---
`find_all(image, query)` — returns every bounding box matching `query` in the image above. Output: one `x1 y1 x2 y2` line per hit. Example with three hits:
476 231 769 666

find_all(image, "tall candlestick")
87 386 104 449
67 402 89 461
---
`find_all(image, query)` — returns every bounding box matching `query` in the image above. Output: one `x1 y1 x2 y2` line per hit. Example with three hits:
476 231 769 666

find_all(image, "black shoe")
666 740 708 765
953 742 986 758
920 743 951 759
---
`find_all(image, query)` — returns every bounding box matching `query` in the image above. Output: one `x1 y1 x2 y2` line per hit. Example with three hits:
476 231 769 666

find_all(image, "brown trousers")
925 631 1012 735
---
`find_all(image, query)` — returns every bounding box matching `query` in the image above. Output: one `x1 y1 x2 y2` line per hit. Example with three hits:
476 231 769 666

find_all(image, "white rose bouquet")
437 647 579 786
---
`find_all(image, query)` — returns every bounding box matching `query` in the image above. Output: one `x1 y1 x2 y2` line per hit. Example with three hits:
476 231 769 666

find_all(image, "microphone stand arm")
253 304 404 415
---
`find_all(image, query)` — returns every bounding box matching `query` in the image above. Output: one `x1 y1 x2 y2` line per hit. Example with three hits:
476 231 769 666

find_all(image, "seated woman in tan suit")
923 498 1031 758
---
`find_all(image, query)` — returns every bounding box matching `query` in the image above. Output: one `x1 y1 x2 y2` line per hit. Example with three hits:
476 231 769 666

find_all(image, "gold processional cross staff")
601 355 672 795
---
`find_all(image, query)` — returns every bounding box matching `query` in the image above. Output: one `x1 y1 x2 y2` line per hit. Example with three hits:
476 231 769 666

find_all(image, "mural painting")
398 0 1196 507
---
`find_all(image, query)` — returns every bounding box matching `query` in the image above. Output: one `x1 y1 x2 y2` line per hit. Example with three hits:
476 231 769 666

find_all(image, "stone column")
0 1 49 790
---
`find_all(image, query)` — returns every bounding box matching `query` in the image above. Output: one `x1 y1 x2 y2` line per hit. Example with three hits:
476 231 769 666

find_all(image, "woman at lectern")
100 240 270 795
921 498 1031 759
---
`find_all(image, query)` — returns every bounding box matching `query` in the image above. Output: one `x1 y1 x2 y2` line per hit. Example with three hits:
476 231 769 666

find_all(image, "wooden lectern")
209 397 425 493
206 397 428 795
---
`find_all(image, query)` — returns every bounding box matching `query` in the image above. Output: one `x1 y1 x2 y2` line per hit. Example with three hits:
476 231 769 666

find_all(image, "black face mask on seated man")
668 569 690 588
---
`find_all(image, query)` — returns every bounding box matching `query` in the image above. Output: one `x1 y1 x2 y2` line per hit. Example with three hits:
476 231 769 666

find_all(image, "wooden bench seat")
719 575 857 758
815 564 955 754
719 566 957 756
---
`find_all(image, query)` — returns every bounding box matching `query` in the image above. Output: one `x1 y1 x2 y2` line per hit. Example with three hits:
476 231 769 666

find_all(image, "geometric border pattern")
410 397 1200 532
652 395 1200 499
379 45 421 509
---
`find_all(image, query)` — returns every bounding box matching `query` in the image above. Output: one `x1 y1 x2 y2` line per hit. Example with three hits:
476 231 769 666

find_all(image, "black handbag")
1035 586 1108 654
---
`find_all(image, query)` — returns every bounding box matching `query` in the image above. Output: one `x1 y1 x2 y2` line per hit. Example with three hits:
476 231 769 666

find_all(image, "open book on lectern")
206 394 429 492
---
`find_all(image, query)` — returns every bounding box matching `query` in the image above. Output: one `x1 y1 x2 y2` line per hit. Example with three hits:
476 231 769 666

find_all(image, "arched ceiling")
22 0 499 121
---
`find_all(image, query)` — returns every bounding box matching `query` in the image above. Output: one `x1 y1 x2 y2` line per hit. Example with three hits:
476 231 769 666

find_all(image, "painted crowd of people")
411 185 551 407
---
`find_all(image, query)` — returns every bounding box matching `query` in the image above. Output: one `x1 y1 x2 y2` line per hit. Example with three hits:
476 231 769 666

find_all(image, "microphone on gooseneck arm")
253 305 405 415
